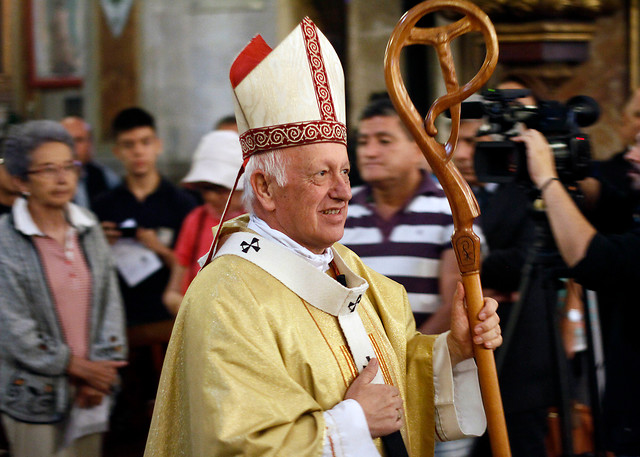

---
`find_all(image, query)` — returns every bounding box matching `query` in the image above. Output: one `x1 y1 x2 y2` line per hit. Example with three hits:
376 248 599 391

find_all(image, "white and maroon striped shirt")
341 173 455 323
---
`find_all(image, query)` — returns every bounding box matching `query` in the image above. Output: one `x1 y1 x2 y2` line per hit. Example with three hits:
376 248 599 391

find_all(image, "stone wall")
556 10 629 159
139 1 278 179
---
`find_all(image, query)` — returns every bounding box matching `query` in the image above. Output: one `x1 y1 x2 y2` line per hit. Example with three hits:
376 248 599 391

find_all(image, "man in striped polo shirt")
342 95 460 335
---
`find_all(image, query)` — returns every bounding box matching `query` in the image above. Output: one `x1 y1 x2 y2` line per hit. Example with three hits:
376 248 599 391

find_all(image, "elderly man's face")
61 117 92 164
266 142 351 254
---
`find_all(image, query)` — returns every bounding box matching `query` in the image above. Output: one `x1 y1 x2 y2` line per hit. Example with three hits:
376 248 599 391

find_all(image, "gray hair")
241 149 289 213
3 120 75 180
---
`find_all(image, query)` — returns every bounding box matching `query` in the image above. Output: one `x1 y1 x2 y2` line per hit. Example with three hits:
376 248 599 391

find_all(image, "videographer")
518 128 640 456
456 120 557 457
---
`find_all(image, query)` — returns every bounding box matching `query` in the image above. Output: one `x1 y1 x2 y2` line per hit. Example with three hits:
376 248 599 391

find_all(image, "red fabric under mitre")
229 35 273 89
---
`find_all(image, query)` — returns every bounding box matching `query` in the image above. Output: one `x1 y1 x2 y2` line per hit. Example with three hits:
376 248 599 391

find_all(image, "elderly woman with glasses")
0 120 127 457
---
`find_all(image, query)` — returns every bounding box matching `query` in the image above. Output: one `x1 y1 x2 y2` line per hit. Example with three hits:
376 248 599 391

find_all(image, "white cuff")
433 332 487 441
322 399 380 457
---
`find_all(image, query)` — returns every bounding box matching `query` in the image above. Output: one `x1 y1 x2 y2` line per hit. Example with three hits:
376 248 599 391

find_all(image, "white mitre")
229 17 347 160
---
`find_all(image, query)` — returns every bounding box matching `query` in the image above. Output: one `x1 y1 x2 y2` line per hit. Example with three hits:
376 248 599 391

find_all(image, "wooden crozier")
384 1 511 455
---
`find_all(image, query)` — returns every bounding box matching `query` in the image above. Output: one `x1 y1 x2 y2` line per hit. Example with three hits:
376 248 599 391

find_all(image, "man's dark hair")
112 107 156 138
359 92 398 122
358 92 414 140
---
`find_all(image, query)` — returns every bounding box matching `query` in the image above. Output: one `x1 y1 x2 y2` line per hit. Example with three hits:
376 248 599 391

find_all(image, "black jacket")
478 183 557 413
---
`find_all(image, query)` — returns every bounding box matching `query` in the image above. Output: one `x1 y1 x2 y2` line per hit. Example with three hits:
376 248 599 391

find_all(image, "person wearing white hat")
162 130 245 315
145 18 501 457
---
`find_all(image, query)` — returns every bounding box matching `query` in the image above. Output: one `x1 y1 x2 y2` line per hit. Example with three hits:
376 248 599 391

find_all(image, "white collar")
214 230 369 316
248 214 334 272
12 197 95 236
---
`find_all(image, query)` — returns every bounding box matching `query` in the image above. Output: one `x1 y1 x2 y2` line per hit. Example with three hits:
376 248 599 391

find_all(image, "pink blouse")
33 228 92 359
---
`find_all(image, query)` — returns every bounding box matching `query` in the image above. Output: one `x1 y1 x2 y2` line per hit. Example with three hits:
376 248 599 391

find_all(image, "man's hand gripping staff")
384 1 511 455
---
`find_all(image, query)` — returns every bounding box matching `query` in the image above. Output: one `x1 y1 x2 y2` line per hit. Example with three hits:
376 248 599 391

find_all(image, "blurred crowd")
0 79 639 456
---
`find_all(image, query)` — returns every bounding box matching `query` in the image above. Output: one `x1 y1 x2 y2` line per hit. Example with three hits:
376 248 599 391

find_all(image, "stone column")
347 0 403 126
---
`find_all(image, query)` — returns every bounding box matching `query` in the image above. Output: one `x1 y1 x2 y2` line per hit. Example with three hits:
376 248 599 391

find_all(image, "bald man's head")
61 116 92 163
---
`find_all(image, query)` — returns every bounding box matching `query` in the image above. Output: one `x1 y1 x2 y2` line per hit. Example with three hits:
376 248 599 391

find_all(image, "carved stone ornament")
468 0 622 21
451 0 625 66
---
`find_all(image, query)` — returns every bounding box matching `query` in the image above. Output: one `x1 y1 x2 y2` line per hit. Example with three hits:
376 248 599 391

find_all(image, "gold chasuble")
145 216 437 456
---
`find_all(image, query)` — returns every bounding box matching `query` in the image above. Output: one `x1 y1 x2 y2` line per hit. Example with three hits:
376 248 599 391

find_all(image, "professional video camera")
461 88 600 186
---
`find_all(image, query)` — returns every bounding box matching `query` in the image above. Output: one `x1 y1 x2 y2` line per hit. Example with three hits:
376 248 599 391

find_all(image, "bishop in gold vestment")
146 16 500 457
145 216 489 457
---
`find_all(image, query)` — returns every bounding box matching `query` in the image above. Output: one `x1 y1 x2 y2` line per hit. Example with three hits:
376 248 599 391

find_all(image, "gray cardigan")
0 202 127 423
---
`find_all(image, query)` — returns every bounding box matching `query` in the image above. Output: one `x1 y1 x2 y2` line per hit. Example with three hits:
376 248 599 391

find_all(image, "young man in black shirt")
94 107 197 326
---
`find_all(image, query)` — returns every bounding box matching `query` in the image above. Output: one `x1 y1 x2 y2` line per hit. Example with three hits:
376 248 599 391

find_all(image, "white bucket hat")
181 130 244 190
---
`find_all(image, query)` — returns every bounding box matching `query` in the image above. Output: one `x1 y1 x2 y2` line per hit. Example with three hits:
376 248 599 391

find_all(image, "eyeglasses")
27 161 82 179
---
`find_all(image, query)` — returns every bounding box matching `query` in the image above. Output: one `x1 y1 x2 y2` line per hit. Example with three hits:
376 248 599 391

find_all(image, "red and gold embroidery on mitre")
229 17 347 160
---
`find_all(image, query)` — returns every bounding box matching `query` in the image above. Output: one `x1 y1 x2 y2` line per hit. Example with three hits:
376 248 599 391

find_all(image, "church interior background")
0 0 638 454
1 0 638 181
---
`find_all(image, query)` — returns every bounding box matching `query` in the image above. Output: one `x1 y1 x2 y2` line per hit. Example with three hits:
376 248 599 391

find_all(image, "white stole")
214 231 384 385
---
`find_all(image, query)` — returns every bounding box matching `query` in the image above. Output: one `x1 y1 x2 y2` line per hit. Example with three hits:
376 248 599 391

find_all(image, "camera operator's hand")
513 128 597 267
513 129 558 188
